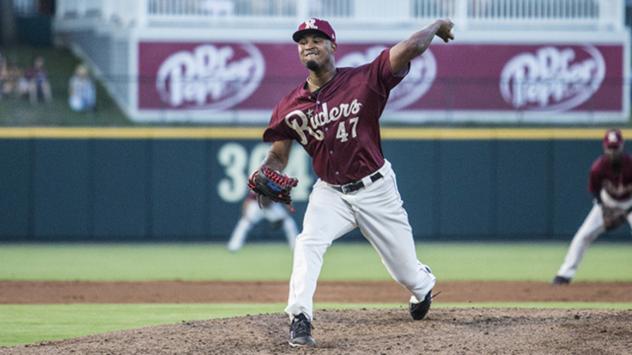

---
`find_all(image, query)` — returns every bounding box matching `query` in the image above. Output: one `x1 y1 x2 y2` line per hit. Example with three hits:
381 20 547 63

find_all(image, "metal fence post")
296 0 309 21
135 0 148 27
599 0 624 31
455 0 468 30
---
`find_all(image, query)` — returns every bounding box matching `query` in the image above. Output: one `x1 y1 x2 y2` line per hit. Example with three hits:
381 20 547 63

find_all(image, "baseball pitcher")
248 18 454 346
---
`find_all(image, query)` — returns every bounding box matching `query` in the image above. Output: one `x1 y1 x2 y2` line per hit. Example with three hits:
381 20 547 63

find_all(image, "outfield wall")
1 128 630 242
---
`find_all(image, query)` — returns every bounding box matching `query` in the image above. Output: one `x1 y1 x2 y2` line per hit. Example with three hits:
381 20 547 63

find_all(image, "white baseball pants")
285 160 436 320
557 191 632 279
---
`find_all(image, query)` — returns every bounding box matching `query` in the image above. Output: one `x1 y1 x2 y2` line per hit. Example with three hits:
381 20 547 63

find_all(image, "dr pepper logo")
156 44 264 110
500 46 605 112
338 46 436 110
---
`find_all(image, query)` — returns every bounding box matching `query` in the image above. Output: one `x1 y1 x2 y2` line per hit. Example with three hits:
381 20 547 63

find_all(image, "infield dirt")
1 281 631 354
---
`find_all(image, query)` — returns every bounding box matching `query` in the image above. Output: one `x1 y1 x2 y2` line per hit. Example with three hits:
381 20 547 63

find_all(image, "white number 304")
217 142 313 203
336 117 359 142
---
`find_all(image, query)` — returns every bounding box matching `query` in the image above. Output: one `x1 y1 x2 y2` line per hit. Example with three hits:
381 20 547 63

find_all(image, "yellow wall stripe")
0 127 625 140
0 127 265 139
381 128 624 140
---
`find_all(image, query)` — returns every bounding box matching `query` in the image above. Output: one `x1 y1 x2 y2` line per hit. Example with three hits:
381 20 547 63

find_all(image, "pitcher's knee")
294 233 331 251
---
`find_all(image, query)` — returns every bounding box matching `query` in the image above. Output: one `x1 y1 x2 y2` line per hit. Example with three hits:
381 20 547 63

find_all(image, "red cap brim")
292 29 334 43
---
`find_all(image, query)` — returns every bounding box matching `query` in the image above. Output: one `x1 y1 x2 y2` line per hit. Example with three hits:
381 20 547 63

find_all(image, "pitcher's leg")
355 174 435 302
285 183 355 320
557 205 604 279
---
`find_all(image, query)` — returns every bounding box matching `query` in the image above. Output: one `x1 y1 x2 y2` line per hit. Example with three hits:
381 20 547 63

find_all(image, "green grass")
1 242 631 347
2 302 632 347
1 242 631 281
0 46 131 126
415 242 632 282
0 303 284 347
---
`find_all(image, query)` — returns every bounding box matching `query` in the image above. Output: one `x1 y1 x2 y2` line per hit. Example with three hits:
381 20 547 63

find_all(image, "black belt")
331 172 383 194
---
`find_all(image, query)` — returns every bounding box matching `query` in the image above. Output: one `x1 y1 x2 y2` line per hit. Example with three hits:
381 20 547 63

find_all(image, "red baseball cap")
292 18 336 44
603 128 624 149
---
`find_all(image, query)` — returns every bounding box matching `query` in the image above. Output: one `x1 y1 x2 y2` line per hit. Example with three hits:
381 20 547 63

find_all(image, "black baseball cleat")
289 313 316 347
552 275 571 285
410 290 432 320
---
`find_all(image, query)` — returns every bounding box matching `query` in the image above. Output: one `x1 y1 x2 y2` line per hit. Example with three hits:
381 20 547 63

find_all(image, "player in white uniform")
251 18 454 346
553 129 632 284
227 193 298 252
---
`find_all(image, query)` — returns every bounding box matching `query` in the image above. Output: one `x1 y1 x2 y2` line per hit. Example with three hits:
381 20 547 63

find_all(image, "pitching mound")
2 308 631 354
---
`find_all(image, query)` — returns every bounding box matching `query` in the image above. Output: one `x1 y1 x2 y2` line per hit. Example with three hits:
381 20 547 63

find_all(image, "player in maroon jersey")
553 128 632 285
254 18 454 346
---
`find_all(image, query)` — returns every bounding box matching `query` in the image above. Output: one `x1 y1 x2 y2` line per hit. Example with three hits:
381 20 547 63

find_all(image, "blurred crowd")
0 51 96 112
0 53 52 104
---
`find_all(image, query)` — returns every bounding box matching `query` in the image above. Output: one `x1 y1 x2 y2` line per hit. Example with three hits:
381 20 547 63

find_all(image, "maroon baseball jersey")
263 49 406 185
589 153 632 201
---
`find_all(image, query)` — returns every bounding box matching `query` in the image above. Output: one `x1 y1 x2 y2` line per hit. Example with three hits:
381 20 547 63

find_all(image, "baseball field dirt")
1 281 632 354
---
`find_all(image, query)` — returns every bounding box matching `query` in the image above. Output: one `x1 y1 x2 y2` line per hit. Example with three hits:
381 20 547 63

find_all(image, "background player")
553 128 632 285
226 193 298 252
249 17 454 346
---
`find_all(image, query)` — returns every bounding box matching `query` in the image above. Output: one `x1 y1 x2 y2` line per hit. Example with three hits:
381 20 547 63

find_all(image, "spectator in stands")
1 58 28 99
25 56 52 104
68 64 96 112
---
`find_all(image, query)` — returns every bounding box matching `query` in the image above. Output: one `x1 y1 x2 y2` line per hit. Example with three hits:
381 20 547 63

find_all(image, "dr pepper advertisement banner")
137 42 626 123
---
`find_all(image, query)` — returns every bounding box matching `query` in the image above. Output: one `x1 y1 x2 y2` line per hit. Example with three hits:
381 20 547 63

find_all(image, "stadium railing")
55 0 624 31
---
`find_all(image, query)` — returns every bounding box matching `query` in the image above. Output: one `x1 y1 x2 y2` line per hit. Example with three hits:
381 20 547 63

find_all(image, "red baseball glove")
248 167 298 206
